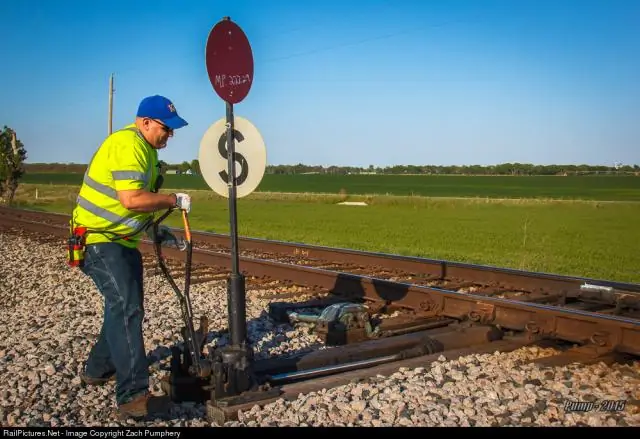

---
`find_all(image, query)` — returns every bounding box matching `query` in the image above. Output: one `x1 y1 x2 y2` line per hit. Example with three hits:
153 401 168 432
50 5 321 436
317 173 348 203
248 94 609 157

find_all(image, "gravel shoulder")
0 233 638 427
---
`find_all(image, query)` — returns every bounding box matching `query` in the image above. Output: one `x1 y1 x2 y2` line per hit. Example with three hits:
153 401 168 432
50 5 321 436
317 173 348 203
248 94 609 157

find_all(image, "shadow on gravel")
145 308 327 368
137 279 395 425
139 307 329 424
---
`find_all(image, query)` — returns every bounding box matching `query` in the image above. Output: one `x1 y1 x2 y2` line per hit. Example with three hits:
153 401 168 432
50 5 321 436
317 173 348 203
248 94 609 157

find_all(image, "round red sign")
205 18 254 104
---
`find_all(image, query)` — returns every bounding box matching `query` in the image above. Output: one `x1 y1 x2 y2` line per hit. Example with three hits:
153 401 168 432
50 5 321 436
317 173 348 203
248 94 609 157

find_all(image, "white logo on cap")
168 103 176 113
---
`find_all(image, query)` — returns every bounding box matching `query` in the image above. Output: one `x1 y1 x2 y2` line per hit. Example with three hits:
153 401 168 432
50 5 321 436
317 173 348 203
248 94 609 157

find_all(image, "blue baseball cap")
136 95 188 129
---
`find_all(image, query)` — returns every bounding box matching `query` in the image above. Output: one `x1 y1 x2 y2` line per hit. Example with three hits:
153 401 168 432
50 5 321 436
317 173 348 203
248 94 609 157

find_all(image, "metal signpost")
201 16 265 400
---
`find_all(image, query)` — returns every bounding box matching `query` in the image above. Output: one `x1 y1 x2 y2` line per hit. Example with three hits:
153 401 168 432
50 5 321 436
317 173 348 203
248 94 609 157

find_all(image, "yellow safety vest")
71 124 160 249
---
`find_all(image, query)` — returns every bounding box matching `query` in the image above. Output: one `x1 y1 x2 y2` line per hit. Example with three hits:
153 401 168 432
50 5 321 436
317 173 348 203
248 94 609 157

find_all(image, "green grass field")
21 173 640 201
11 180 640 284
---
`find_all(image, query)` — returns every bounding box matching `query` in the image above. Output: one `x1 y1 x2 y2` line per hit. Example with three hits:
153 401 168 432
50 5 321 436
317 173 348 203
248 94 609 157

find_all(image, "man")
69 95 191 419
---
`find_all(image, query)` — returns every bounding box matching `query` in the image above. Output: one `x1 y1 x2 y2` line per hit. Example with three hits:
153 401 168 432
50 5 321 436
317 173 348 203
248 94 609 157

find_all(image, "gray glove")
174 193 191 213
147 225 187 251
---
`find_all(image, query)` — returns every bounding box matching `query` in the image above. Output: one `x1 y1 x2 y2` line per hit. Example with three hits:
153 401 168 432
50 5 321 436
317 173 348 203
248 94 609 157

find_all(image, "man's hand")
147 225 187 251
174 193 191 213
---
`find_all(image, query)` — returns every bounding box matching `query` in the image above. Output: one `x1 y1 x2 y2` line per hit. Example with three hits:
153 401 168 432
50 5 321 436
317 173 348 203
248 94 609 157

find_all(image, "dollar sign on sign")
217 130 249 185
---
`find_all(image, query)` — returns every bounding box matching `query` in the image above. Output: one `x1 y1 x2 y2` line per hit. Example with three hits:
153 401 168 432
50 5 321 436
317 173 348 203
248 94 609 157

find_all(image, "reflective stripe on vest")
76 195 147 230
83 174 118 200
112 170 147 182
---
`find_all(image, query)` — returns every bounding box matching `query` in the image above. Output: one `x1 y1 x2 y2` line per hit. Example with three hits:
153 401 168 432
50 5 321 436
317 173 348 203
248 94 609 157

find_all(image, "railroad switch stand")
279 302 377 345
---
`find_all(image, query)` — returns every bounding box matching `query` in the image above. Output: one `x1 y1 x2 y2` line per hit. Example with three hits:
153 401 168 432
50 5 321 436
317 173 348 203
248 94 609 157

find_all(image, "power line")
259 19 465 64
257 0 397 43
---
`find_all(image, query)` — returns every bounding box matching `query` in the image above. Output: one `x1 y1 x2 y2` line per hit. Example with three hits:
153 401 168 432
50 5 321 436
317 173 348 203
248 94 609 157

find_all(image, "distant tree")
158 160 169 175
190 159 200 175
0 126 27 204
178 161 191 173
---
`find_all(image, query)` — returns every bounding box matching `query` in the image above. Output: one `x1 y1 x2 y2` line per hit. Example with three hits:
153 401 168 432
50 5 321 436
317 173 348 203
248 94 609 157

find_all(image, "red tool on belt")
67 226 88 267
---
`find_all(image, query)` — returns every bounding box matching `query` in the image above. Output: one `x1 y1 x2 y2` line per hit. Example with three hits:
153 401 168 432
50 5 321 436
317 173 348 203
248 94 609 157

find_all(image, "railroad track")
1 206 639 423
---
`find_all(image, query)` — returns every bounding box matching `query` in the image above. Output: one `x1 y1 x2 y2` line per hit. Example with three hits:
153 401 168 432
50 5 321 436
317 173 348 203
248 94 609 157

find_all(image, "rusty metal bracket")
468 302 495 324
419 296 438 313
590 331 610 347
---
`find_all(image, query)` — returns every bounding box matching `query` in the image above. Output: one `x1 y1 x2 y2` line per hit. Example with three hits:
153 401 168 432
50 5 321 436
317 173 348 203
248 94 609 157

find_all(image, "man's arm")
118 189 176 213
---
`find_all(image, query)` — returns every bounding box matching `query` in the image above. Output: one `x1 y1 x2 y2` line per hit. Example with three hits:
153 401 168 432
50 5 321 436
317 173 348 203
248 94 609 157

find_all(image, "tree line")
269 163 639 176
23 161 640 176
7 123 636 206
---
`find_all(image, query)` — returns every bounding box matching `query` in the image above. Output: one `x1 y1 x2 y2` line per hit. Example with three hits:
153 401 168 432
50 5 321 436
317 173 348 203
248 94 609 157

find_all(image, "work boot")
80 371 115 386
117 393 171 420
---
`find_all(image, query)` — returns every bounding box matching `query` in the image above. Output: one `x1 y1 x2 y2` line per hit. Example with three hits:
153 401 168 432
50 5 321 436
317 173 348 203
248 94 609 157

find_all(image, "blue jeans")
80 242 149 405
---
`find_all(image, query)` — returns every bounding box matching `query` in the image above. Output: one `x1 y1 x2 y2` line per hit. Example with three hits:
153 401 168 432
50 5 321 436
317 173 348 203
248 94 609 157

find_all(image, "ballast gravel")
0 232 638 427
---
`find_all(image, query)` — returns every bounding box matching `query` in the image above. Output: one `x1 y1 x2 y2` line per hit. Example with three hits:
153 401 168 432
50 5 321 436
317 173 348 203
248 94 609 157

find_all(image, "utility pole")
108 73 114 135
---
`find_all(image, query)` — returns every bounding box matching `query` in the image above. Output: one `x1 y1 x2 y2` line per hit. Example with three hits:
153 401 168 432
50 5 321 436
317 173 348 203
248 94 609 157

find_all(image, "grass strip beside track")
11 184 640 284
21 173 640 202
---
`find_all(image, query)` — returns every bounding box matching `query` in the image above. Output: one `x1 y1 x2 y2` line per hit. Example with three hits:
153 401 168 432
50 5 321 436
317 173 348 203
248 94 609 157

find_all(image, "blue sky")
1 0 638 167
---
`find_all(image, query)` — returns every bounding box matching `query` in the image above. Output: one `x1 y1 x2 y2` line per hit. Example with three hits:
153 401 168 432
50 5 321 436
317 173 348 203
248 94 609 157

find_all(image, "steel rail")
1 213 639 356
1 206 638 296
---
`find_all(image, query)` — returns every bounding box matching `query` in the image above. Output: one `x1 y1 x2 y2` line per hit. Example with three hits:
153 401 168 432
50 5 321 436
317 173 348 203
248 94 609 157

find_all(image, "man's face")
141 118 174 149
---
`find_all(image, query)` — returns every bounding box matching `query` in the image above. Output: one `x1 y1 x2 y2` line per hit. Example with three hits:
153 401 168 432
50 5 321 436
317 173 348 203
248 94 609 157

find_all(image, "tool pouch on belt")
67 227 88 268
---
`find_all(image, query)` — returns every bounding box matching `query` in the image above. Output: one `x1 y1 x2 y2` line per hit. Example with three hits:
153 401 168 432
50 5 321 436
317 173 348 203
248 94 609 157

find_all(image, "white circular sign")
199 116 267 198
